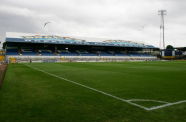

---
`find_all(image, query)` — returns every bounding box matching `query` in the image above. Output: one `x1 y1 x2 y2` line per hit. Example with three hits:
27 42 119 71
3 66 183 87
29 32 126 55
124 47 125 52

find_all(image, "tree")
2 42 6 49
166 45 174 50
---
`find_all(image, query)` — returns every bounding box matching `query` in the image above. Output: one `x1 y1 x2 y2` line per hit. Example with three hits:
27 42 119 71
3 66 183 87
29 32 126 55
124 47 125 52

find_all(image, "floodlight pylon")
158 10 167 49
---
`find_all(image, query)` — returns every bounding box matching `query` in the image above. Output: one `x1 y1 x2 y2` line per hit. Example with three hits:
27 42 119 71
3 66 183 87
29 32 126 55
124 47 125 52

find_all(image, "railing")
5 55 158 63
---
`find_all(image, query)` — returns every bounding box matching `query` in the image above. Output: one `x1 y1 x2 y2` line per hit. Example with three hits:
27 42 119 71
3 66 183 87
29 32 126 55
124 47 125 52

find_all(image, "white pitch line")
148 100 186 110
128 99 169 104
25 64 150 110
25 64 186 111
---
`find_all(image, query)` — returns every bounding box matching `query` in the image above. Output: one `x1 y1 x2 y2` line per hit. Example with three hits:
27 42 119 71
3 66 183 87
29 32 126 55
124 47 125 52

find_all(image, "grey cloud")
0 0 186 48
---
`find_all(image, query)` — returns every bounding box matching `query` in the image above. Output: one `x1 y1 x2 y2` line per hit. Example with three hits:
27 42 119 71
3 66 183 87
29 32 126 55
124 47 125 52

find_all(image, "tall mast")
158 10 167 49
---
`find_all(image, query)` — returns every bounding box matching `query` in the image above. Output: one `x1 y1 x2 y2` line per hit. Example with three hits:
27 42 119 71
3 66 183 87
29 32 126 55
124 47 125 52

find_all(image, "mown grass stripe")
25 64 150 110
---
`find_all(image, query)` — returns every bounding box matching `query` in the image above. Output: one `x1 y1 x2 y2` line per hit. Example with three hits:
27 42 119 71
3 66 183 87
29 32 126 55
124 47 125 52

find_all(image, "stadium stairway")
52 50 59 56
18 49 22 55
35 49 40 56
55 52 59 56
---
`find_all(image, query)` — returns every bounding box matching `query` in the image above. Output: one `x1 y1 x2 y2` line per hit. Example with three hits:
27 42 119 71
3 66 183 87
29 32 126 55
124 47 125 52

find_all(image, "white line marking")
25 64 186 111
148 100 186 110
128 99 169 104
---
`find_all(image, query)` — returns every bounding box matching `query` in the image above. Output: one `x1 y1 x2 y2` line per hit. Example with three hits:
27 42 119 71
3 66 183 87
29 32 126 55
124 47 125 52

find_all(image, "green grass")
0 61 186 122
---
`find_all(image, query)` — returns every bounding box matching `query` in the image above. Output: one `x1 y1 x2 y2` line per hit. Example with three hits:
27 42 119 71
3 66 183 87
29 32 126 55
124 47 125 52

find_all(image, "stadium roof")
6 32 157 49
174 47 186 51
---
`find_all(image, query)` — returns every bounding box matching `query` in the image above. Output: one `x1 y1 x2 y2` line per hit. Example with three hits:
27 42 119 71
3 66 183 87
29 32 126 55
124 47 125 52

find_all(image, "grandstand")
5 32 158 63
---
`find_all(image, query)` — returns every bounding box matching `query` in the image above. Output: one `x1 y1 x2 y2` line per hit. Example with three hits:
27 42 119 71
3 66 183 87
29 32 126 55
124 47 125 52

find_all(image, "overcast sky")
0 0 186 48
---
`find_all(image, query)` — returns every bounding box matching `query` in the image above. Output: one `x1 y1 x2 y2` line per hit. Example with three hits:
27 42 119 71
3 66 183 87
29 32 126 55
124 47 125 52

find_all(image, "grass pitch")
0 61 186 122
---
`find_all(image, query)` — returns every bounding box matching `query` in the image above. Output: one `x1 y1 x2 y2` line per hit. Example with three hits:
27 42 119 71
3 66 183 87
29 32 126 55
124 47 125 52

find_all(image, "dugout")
174 47 186 59
160 49 175 59
160 47 186 60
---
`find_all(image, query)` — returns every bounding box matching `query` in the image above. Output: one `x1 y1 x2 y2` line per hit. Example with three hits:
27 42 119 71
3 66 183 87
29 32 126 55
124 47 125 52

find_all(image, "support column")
125 48 127 55
55 45 57 53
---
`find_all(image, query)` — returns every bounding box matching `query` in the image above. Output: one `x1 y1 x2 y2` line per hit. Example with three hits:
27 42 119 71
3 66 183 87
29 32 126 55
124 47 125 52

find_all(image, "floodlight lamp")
158 10 167 15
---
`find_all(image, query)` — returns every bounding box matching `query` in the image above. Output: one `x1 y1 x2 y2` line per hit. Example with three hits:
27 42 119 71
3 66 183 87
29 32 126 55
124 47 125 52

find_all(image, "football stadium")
0 32 186 122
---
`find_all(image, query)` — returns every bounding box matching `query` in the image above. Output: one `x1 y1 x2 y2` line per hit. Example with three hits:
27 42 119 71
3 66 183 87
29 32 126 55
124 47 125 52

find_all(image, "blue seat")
76 50 97 56
6 49 20 55
80 53 96 56
128 53 141 57
114 52 128 56
141 54 151 57
95 51 114 56
21 49 38 55
38 49 57 56
57 50 78 56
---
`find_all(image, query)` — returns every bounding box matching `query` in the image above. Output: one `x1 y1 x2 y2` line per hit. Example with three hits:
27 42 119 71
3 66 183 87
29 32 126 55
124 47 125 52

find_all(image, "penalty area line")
25 64 150 111
148 100 186 110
